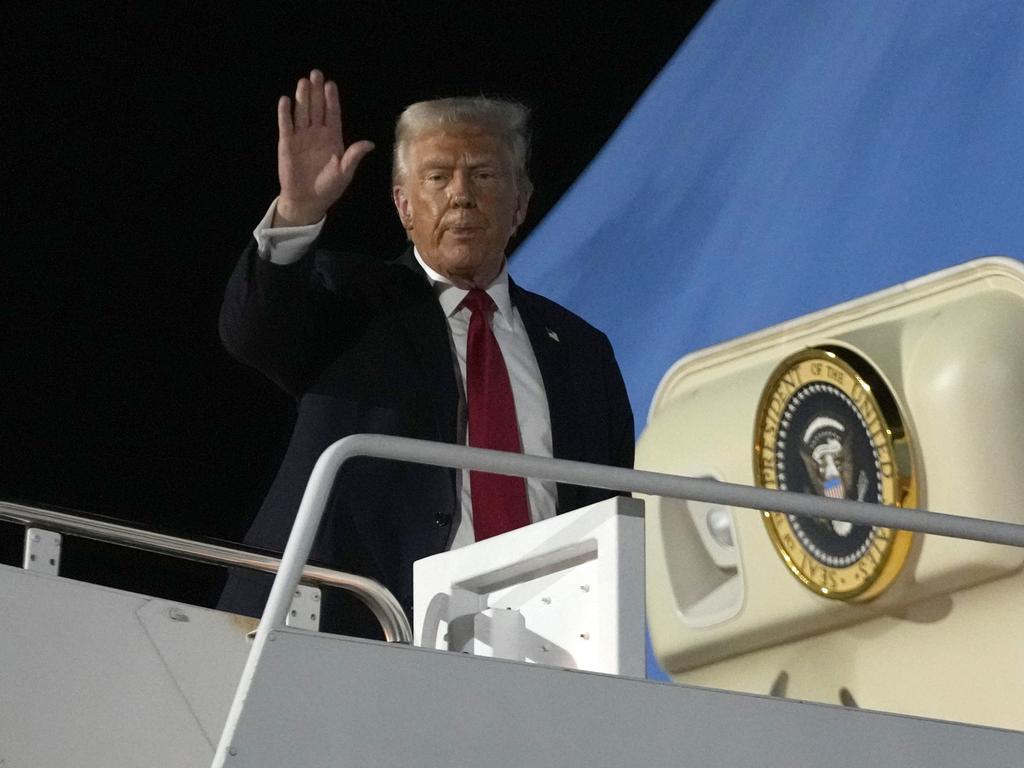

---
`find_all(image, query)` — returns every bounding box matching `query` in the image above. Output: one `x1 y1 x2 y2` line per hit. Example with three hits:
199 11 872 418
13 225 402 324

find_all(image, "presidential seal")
753 347 916 601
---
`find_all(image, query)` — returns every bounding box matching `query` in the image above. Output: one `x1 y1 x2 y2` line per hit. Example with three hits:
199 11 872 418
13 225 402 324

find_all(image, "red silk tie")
463 289 530 540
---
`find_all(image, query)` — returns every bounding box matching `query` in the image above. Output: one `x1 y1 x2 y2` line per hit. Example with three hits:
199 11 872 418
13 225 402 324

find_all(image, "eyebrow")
418 154 503 170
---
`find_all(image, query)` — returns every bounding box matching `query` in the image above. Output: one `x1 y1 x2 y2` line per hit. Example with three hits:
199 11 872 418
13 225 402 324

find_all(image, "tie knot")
462 289 496 315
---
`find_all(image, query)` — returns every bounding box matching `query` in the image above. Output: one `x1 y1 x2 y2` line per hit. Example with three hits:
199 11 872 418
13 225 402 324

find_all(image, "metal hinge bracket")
285 585 322 631
24 528 62 575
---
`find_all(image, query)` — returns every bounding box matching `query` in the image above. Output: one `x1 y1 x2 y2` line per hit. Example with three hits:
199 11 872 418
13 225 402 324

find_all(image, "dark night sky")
3 2 712 603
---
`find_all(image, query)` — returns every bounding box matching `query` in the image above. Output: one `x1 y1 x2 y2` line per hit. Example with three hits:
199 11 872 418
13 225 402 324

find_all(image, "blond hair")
392 96 533 193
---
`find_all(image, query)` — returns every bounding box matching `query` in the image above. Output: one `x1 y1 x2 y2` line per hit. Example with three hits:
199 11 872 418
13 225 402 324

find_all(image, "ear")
392 186 414 230
511 185 531 233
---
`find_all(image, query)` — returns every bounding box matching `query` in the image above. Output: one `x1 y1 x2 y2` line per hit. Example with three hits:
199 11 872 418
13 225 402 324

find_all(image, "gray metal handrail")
0 500 412 644
254 434 1024 638
214 433 1024 765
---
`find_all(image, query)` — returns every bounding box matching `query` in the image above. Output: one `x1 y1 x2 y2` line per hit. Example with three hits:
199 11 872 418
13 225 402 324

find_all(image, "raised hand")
273 69 375 227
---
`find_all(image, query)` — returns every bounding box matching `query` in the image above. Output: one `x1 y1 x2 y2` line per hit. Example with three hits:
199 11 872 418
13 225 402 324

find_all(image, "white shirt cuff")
253 198 325 264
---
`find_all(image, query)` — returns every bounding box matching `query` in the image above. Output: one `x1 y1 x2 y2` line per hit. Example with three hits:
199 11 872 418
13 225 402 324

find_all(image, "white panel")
218 627 1023 768
135 599 253 744
0 564 249 768
414 497 645 677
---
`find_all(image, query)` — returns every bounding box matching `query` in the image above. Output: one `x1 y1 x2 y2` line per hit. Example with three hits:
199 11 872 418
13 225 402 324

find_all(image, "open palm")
275 69 374 226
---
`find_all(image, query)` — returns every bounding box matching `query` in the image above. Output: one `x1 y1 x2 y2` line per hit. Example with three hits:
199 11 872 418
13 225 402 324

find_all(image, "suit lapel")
511 281 578 513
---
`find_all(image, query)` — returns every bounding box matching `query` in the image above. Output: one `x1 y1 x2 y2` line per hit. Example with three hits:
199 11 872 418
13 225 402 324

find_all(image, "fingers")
294 77 310 128
289 70 335 129
324 79 341 132
309 69 325 126
277 95 293 138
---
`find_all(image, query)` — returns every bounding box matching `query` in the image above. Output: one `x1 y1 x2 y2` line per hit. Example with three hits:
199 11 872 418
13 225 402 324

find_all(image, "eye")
425 171 449 184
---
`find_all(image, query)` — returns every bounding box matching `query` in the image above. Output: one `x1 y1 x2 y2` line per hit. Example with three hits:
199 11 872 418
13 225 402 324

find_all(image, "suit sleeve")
219 239 353 397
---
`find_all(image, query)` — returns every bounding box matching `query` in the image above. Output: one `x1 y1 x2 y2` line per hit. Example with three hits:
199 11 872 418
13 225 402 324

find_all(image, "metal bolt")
168 606 190 622
31 533 40 543
579 632 590 640
313 592 320 602
268 631 277 642
541 644 550 653
228 746 238 756
580 584 590 592
541 596 551 604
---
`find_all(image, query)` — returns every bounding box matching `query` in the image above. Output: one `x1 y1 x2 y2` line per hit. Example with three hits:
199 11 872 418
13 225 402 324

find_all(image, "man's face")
392 126 529 289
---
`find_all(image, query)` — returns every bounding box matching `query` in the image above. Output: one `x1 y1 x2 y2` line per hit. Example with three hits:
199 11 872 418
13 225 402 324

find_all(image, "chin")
439 249 486 272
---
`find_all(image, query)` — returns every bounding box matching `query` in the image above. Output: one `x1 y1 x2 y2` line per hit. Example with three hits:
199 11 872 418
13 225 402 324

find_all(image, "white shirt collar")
413 247 514 327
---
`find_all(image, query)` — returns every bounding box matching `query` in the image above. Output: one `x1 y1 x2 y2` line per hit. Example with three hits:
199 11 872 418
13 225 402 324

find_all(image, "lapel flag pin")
546 328 560 342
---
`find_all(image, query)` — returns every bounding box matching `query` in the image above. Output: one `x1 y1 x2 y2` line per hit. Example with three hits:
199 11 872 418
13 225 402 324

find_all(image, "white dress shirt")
253 199 558 547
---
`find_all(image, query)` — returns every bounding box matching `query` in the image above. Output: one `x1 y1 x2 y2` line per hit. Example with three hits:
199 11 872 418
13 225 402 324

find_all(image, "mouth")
445 225 484 239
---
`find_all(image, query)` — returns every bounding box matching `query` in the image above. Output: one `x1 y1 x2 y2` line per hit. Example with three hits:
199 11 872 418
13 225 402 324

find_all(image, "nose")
449 171 477 208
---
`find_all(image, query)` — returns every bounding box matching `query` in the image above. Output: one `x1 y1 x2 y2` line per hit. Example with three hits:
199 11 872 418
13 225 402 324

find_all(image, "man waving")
219 70 634 637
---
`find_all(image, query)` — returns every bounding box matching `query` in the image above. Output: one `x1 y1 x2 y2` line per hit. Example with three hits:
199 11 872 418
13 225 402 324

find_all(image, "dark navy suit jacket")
217 240 634 637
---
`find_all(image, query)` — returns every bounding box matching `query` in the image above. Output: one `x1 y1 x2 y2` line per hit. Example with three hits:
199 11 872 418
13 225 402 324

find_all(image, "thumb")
339 140 376 180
